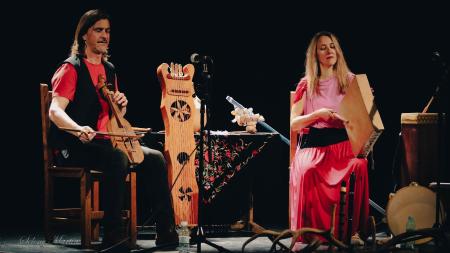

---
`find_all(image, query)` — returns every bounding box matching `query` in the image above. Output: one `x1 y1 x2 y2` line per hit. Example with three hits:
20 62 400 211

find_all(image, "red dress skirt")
289 139 369 241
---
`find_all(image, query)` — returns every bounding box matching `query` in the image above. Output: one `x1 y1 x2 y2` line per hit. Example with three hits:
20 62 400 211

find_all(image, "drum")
400 113 439 188
386 182 446 244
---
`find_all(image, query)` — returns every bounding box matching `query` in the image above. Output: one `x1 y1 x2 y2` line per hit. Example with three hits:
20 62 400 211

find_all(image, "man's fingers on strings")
114 92 128 106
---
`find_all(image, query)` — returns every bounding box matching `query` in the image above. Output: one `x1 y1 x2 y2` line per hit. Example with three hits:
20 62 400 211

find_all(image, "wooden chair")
289 91 298 228
40 83 137 248
289 91 298 165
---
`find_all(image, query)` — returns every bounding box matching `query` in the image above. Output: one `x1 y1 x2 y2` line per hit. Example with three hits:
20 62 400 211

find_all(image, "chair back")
289 91 298 165
40 84 53 171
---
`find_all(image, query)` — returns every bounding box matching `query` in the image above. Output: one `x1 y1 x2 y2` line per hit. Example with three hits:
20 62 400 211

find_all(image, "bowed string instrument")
61 75 149 165
98 74 147 164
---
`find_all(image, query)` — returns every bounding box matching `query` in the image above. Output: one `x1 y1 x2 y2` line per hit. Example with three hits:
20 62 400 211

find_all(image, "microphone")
432 51 448 67
432 51 449 79
432 51 443 64
432 51 440 59
190 53 211 64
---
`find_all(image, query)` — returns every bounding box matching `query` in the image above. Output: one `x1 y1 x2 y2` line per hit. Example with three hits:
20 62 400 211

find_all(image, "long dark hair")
70 9 111 61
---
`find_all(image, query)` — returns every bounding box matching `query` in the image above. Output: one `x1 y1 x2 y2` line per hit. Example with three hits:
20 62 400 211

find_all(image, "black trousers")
56 138 175 236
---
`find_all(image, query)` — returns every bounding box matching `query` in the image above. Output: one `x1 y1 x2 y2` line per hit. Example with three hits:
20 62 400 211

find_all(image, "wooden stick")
59 127 144 138
422 96 434 113
131 127 151 133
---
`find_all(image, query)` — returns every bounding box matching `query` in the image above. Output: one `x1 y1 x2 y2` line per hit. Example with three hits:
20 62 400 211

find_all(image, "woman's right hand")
313 108 337 121
313 108 348 124
77 126 96 143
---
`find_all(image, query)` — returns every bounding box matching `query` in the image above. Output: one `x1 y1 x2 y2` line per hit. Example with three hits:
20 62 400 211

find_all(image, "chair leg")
129 172 137 248
92 180 100 241
44 174 54 243
80 171 92 248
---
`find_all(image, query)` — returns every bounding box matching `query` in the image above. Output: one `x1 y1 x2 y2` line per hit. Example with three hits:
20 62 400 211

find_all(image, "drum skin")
386 183 446 244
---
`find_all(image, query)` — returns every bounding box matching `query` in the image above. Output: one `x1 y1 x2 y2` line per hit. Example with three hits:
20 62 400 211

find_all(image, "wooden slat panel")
49 166 84 178
129 172 137 247
51 209 104 220
80 172 91 248
289 91 298 165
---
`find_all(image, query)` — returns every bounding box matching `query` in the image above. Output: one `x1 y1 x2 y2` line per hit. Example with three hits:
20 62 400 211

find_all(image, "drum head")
386 184 445 244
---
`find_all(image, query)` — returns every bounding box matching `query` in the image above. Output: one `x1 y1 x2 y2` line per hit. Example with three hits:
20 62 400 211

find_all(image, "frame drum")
386 182 446 244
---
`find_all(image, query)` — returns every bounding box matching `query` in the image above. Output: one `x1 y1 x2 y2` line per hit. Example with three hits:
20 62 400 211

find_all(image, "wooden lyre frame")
157 62 198 225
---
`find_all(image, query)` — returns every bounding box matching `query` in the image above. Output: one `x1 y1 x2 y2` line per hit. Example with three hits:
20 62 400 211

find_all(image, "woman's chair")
289 91 298 228
40 83 137 248
290 91 298 164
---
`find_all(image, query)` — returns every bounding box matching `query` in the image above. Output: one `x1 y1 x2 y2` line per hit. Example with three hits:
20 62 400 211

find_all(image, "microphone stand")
430 52 449 230
194 58 232 253
421 54 448 230
432 77 447 230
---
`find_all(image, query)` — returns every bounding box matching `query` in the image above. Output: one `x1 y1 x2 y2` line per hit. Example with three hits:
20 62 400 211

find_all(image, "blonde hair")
304 31 350 96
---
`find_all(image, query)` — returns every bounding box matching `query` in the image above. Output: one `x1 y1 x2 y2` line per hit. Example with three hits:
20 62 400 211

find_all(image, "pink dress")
289 74 369 241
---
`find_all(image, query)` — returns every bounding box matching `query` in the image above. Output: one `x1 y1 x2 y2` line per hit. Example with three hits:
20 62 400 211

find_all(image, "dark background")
2 1 449 230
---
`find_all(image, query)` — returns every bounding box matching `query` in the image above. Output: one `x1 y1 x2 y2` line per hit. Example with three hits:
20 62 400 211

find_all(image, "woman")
290 31 369 243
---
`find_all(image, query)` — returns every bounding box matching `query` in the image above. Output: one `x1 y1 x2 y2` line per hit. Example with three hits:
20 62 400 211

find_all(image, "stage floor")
0 226 448 252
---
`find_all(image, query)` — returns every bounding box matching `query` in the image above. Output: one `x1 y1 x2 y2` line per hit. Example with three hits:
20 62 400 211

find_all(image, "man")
48 9 178 250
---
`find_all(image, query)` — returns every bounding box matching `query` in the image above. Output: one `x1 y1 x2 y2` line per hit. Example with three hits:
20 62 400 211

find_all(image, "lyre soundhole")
178 186 193 202
170 100 191 122
176 152 189 165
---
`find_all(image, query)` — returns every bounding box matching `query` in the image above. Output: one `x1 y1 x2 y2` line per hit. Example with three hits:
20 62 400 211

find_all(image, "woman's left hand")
113 91 128 108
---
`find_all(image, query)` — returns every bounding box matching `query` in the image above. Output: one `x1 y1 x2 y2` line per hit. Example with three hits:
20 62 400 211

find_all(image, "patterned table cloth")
144 131 277 203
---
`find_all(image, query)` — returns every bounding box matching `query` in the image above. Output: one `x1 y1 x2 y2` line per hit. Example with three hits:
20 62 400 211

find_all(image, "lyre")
157 62 198 225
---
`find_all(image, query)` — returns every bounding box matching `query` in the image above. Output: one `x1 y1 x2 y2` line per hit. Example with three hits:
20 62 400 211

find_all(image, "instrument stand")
424 55 449 232
192 57 232 253
428 52 449 231
433 89 446 230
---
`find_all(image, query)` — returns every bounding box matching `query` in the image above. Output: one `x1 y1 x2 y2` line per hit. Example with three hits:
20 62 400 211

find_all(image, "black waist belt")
300 127 348 148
